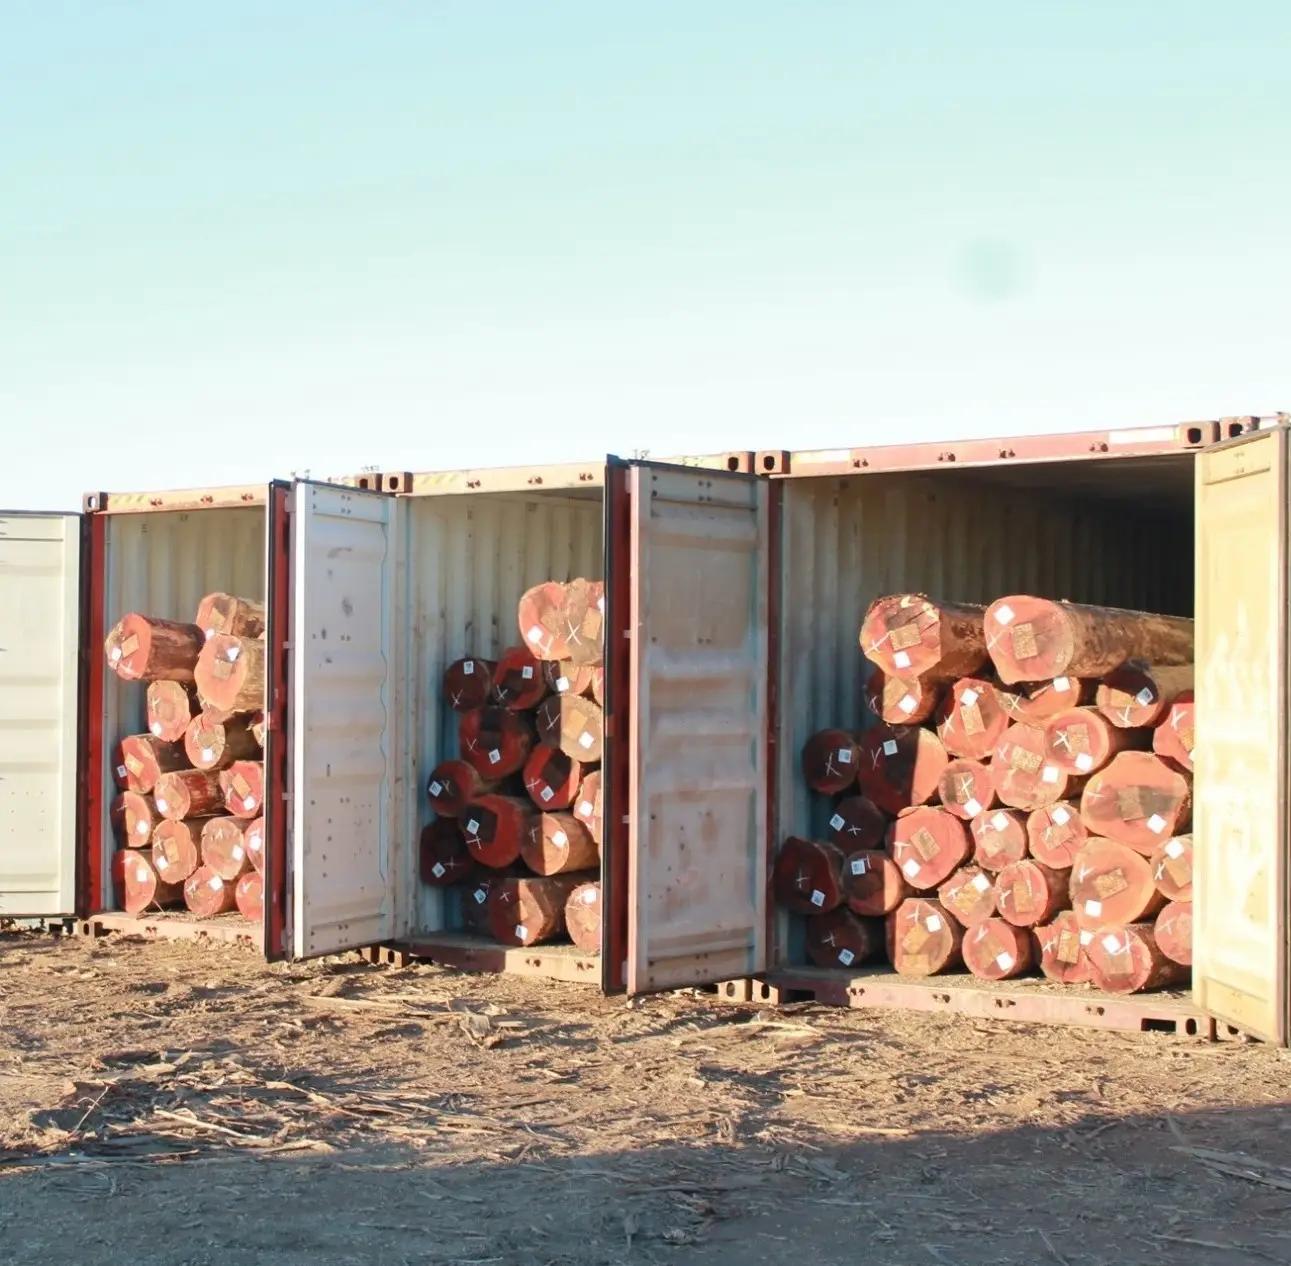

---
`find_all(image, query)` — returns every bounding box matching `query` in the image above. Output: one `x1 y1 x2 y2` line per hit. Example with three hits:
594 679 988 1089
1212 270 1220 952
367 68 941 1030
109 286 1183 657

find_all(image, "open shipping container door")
624 462 771 993
0 513 82 917
289 482 401 959
1194 428 1289 1045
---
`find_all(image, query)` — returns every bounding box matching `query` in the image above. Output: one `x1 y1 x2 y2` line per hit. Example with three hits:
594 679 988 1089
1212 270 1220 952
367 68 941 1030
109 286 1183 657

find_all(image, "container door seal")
289 481 400 959
1194 427 1289 1044
0 512 82 917
625 462 770 993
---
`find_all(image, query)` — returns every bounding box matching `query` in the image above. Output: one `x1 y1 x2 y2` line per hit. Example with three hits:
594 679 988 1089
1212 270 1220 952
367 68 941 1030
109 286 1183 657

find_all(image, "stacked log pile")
106 594 266 922
421 578 605 952
775 593 1196 994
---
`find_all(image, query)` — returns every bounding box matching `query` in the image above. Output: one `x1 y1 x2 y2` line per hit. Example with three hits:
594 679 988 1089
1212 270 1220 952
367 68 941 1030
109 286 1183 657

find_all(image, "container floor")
398 930 602 984
87 909 259 946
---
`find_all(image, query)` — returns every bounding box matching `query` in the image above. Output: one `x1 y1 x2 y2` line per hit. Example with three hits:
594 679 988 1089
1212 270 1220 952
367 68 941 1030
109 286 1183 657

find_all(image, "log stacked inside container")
106 593 266 924
774 592 1196 995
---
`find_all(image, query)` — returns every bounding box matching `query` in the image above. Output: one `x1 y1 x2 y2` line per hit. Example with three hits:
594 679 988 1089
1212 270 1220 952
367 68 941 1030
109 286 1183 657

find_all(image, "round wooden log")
1035 910 1093 984
150 819 204 884
842 850 912 917
1086 922 1189 994
235 871 264 922
544 659 597 700
194 635 266 715
802 729 861 795
1079 751 1192 854
442 656 498 713
536 694 603 763
457 870 515 935
250 712 266 747
200 816 253 881
118 850 184 914
1151 834 1194 902
521 811 599 876
491 645 550 711
859 595 989 680
1043 706 1149 777
1154 901 1193 966
864 668 942 725
591 666 605 707
489 872 591 946
113 734 188 794
1070 838 1164 929
146 680 199 742
994 859 1070 928
564 881 603 953
962 918 1035 981
427 759 498 818
113 791 160 848
856 725 949 815
1025 801 1089 869
105 614 204 683
153 770 224 821
244 816 265 874
184 865 239 917
219 761 265 820
827 795 889 851
184 713 262 772
518 578 605 666
937 866 998 928
459 707 536 779
805 908 884 970
984 597 1194 685
937 759 998 822
523 746 585 812
1095 663 1194 729
573 770 603 845
194 592 266 641
936 678 1010 761
970 807 1028 872
992 723 1080 811
1152 690 1196 772
890 807 971 891
886 898 964 976
998 675 1096 723
772 837 846 914
462 794 536 869
419 817 474 887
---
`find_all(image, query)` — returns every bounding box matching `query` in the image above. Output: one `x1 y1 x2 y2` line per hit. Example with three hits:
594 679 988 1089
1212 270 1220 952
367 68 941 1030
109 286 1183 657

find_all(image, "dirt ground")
2 929 1290 1266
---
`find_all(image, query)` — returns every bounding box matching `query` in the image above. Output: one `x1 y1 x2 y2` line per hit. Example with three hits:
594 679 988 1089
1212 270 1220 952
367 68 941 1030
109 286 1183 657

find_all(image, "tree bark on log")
235 871 264 922
518 578 605 666
458 707 536 779
1079 751 1192 854
117 850 184 914
842 850 912 916
860 595 989 680
427 759 499 818
805 908 884 969
1086 922 1188 993
564 881 602 953
1035 910 1093 984
573 770 603 845
1150 834 1193 902
802 729 862 795
442 656 498 713
184 713 262 771
936 678 1010 761
194 592 266 641
543 659 597 700
994 859 1071 928
184 866 239 917
488 872 592 945
536 694 603 763
112 791 160 848
1069 838 1164 929
937 867 999 928
1152 690 1196 772
864 668 943 725
462 794 536 869
419 818 474 887
523 746 586 812
773 837 847 914
154 770 225 821
984 597 1194 684
827 795 890 851
970 807 1028 872
491 645 551 711
992 723 1083 811
856 725 949 814
521 811 599 876
962 918 1036 981
200 816 253 881
1043 706 1149 776
244 817 265 874
113 734 188 794
886 899 964 976
890 807 971 891
146 680 200 743
219 761 265 820
150 820 204 884
1154 901 1193 966
194 635 266 715
1025 801 1089 870
105 614 205 683
937 759 997 822
1096 663 1194 729
997 675 1097 723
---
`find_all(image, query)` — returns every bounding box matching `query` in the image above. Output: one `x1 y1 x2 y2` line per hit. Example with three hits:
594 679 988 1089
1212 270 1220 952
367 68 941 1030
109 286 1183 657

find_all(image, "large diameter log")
573 770 603 845
462 794 536 869
491 645 550 711
458 870 521 935
1154 901 1193 966
488 872 591 945
937 759 997 822
244 817 265 873
113 734 187 794
544 658 597 700
856 725 949 814
521 811 599 876
442 656 498 713
864 668 942 725
590 666 605 707
184 865 239 917
194 592 265 641
859 595 988 680
1025 801 1089 870
970 807 1028 872
886 899 964 976
105 614 204 683
419 818 474 887
194 635 266 715
1086 922 1189 994
113 791 160 848
427 759 498 817
1070 838 1164 929
1152 690 1196 772
936 678 1010 761
458 707 535 779
890 807 971 891
564 881 602 953
992 723 1081 811
842 850 912 917
984 597 1194 685
117 850 184 914
250 711 266 747
802 729 861 795
937 867 998 928
1151 834 1194 902
827 795 889 851
235 871 264 922
523 746 585 811
218 761 265 820
805 908 884 970
536 694 603 763
962 918 1035 981
994 860 1070 928
146 680 199 742
151 819 204 884
1035 910 1093 984
1079 751 1192 854
772 837 846 914
154 769 225 821
200 816 253 881
518 578 605 666
998 676 1096 723
184 713 261 771
1043 706 1149 777
1096 663 1194 729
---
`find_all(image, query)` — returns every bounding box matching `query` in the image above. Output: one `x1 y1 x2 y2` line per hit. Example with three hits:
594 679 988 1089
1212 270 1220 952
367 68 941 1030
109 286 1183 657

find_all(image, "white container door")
1194 428 1288 1045
0 512 82 917
289 481 402 959
625 462 771 993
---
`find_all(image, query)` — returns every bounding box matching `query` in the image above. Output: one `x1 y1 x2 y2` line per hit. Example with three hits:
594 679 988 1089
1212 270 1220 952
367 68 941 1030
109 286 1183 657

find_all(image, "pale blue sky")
2 2 1288 509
